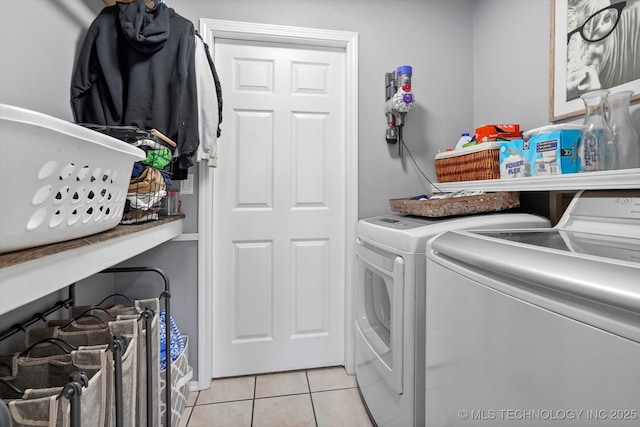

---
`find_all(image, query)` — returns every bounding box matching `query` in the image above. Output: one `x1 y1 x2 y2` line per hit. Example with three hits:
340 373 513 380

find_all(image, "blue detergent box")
499 130 580 178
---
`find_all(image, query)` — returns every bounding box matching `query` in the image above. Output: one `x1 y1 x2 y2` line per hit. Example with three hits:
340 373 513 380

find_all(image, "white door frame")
196 19 359 390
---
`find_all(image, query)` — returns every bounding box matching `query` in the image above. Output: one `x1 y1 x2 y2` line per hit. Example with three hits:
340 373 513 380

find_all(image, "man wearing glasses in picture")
566 0 639 100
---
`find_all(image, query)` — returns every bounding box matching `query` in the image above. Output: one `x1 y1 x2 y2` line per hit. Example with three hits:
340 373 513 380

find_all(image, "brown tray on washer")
389 192 520 218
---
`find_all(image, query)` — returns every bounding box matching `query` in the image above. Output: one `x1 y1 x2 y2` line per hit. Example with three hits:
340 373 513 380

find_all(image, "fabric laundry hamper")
68 300 193 427
25 318 140 427
160 335 192 427
69 298 162 427
0 346 109 427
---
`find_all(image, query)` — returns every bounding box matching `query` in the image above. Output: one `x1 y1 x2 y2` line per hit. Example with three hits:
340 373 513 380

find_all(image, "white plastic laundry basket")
0 104 146 253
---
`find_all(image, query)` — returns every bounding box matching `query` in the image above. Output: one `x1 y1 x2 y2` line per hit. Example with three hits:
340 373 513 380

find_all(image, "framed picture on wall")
550 0 640 121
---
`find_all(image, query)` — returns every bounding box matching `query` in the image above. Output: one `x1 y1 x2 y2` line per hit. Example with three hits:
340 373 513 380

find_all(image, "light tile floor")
179 366 373 427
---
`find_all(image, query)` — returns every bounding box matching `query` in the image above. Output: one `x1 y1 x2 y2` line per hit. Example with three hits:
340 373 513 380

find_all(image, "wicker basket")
389 192 520 218
435 142 501 182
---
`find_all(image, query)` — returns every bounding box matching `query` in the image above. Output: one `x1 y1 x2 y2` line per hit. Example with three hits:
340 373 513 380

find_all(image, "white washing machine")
425 190 640 426
355 211 550 426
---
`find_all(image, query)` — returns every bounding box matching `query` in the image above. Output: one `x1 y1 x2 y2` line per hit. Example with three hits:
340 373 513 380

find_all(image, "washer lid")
557 190 640 237
363 214 442 230
475 229 640 264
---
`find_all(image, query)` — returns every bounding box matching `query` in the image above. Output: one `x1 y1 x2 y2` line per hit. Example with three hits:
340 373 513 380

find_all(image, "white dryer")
355 211 550 426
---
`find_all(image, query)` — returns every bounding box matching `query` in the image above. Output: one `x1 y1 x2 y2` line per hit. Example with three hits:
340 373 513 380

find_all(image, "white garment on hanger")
194 35 220 167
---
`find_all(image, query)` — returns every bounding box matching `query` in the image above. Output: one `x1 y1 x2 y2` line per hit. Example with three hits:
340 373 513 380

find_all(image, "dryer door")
355 239 405 394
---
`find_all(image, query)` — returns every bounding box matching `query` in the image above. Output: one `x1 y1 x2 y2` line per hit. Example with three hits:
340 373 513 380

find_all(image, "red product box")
475 124 521 142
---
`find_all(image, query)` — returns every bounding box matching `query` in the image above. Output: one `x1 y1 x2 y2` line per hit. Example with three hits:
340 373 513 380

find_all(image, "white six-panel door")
212 38 346 377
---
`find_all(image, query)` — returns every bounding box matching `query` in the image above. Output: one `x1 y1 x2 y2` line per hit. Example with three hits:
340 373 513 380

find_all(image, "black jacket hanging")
70 2 199 169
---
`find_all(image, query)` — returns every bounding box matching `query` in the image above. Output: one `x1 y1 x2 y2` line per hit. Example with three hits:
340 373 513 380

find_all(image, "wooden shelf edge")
0 217 184 316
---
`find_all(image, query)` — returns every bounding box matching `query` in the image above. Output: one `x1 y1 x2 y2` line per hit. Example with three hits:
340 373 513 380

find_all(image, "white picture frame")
550 0 640 121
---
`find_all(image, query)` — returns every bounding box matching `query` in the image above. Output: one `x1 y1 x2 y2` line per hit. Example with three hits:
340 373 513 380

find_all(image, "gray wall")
1 0 638 219
2 0 638 380
0 0 477 220
473 0 552 130
173 0 477 219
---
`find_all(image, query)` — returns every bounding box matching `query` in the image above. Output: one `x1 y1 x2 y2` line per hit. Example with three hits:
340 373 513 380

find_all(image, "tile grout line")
251 375 257 427
184 391 199 426
311 385 358 394
306 370 319 427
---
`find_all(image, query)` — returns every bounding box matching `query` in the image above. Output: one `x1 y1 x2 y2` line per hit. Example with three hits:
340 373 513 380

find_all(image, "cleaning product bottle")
455 133 472 150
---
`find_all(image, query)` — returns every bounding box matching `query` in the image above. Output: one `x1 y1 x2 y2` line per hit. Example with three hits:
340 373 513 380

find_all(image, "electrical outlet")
181 173 194 194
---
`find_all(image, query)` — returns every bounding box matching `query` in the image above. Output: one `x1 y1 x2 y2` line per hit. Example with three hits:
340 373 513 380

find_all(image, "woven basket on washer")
389 192 520 217
0 104 145 253
435 142 502 182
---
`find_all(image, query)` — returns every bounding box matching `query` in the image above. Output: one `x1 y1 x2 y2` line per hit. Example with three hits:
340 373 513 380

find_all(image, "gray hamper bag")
25 318 139 427
69 298 162 427
0 345 109 427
